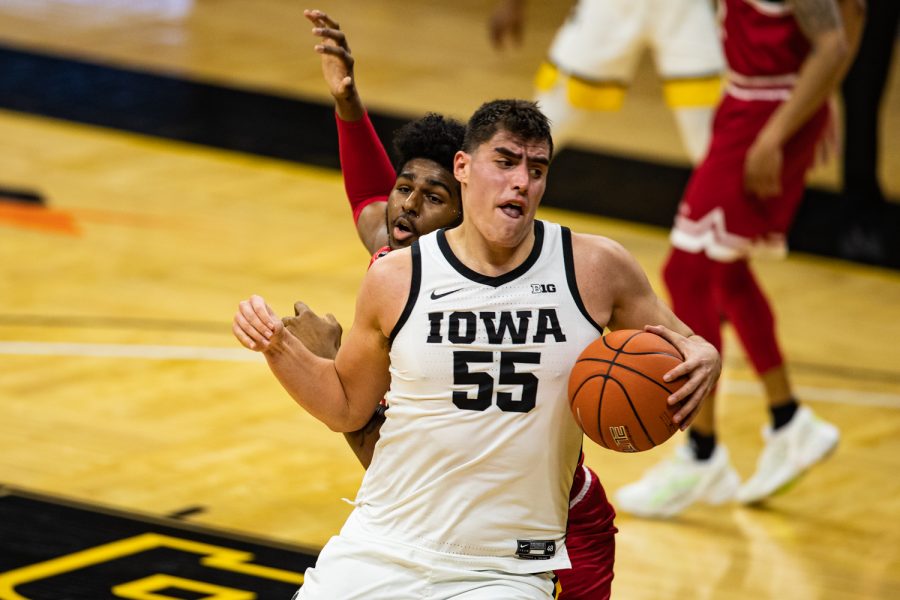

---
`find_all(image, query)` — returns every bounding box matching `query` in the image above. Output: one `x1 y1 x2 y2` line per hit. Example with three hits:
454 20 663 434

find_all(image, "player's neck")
445 221 537 277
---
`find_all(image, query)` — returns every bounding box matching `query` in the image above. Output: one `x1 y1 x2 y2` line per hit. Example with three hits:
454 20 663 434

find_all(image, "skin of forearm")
263 340 365 432
335 91 365 122
759 31 848 146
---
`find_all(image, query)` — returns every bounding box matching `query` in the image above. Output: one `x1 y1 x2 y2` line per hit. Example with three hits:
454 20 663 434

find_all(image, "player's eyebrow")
425 178 453 194
495 145 550 166
397 171 453 195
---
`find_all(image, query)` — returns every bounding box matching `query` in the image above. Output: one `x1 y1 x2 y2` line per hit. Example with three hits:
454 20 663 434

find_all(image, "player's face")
454 130 550 248
385 158 462 249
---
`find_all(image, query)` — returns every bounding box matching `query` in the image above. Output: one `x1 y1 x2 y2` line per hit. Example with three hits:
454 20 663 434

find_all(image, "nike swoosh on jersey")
430 288 463 300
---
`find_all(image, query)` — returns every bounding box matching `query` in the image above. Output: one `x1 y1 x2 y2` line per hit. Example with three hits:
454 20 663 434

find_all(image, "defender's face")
386 158 461 249
454 130 550 248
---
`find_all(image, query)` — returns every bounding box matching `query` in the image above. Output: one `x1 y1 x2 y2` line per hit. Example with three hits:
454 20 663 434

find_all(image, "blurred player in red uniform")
289 10 617 598
616 0 865 518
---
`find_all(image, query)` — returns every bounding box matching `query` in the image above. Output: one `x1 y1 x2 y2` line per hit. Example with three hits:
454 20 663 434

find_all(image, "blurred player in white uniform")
490 0 724 163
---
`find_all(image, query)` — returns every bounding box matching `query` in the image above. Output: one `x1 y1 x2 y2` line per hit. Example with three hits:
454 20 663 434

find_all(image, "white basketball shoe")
615 444 741 518
736 406 839 504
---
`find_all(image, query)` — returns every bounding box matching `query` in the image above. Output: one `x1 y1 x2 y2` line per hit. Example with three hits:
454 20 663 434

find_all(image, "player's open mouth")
499 202 524 219
392 217 417 242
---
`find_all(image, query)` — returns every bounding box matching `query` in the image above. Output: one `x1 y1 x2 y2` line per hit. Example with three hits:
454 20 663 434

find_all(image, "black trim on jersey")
562 226 604 334
388 241 421 346
436 220 545 288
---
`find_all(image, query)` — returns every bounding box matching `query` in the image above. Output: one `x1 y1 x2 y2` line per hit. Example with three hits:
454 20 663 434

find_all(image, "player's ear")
453 150 470 184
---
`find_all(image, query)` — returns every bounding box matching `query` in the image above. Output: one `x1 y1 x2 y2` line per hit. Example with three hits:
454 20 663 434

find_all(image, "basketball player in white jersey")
234 99 721 599
490 0 724 163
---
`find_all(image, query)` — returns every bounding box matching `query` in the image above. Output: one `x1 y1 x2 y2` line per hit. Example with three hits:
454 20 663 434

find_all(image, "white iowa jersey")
348 220 604 573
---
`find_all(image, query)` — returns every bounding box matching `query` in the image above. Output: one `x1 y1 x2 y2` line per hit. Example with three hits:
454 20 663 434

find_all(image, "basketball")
568 329 686 452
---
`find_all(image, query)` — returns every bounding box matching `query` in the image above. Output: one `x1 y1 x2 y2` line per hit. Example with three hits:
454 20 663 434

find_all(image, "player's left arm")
575 234 721 428
306 9 394 254
745 0 865 198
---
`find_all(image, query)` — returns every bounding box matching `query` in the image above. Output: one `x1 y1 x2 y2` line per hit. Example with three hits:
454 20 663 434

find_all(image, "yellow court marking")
0 533 304 600
113 574 255 600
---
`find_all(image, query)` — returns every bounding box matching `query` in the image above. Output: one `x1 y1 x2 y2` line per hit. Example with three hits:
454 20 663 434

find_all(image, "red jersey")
722 0 811 101
672 0 829 257
368 245 391 268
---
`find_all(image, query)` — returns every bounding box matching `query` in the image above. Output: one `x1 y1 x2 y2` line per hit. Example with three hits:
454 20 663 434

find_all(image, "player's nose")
401 189 421 212
509 163 530 192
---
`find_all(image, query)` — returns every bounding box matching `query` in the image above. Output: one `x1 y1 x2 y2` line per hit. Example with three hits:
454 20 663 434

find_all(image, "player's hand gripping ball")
568 329 686 452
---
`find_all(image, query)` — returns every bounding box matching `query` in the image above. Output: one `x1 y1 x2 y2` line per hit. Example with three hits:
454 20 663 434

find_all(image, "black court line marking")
166 506 207 520
0 187 45 205
0 486 317 599
0 43 408 172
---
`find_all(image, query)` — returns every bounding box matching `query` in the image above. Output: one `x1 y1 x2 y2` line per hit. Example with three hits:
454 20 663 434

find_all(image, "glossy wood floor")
1 2 900 598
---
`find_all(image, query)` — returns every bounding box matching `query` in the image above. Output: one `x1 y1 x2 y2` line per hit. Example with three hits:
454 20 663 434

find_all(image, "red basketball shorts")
670 94 828 261
556 464 617 600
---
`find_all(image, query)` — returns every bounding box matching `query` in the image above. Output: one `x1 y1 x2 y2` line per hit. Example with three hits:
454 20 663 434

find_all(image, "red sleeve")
336 111 397 224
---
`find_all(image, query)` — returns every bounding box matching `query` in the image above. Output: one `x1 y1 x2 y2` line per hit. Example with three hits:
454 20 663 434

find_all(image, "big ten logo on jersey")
426 309 567 414
531 283 556 294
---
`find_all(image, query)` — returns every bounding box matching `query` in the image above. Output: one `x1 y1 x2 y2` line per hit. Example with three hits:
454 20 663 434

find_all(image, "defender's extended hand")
282 301 343 359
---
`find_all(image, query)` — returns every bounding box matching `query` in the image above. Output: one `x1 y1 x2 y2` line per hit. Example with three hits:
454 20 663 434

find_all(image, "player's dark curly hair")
392 113 465 181
392 113 465 225
462 99 553 160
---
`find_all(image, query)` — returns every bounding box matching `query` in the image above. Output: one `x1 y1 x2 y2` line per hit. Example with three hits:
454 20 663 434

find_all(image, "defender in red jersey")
276 10 618 598
616 0 865 518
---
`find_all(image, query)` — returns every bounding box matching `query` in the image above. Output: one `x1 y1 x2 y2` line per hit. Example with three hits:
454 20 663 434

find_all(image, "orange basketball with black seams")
568 329 685 452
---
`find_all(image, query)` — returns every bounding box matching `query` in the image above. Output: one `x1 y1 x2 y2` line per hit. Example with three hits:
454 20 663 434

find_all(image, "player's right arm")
233 251 410 432
572 233 721 429
282 301 383 467
744 0 864 198
306 9 394 254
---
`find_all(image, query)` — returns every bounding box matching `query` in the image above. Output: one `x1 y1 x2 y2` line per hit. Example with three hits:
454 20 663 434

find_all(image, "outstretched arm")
306 9 394 254
744 0 865 198
232 253 409 431
281 301 382 467
573 234 721 429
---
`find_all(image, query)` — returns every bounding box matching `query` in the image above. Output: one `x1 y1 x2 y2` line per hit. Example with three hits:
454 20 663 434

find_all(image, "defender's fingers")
293 301 311 316
313 27 348 48
315 45 352 62
309 10 340 30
